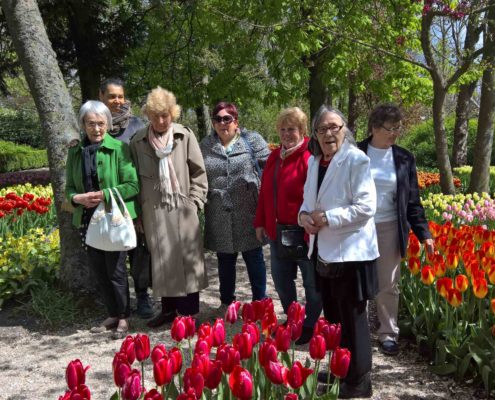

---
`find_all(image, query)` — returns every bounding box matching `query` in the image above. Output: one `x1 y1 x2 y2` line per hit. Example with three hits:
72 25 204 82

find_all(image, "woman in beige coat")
130 86 208 327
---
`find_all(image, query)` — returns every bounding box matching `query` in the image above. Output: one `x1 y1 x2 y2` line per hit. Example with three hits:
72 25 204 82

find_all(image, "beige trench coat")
130 124 208 297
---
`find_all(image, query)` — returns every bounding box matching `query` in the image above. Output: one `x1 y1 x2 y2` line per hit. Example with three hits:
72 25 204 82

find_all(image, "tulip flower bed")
417 170 462 192
57 300 350 400
453 166 495 194
401 222 495 392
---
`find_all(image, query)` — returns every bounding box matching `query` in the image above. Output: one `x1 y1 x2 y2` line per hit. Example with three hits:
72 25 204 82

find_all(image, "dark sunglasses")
212 115 235 124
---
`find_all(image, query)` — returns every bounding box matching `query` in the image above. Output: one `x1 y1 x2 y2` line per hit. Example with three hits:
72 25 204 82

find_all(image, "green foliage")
0 108 44 148
398 116 483 168
0 140 48 172
454 166 495 194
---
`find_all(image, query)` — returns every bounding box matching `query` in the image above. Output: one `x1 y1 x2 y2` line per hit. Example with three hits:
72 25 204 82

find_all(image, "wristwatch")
321 213 328 224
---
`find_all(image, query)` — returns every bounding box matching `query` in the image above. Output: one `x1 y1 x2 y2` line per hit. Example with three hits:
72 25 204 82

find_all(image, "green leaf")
109 391 119 400
429 363 457 375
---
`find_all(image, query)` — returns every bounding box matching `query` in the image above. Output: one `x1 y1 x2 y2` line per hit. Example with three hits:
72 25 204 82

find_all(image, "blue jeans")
217 247 267 305
269 240 322 328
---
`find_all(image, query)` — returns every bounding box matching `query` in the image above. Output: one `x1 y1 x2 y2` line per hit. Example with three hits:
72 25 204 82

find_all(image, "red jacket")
254 137 310 240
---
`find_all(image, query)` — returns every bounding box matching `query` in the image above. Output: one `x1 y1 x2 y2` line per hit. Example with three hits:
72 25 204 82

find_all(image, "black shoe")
147 310 177 328
295 326 313 345
380 340 399 356
136 294 154 319
338 375 372 399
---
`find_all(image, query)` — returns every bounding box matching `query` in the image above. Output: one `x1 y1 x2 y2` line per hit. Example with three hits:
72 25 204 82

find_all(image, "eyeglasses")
212 115 235 124
85 121 107 129
316 124 344 135
381 125 402 133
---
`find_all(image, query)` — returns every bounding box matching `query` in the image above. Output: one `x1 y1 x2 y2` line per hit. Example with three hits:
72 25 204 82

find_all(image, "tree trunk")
308 57 329 121
347 74 358 135
469 1 495 193
2 0 92 291
195 104 211 141
452 80 477 167
432 84 456 194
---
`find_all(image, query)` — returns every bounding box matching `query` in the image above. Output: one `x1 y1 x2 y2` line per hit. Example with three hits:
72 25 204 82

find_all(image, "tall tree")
1 0 91 291
469 0 495 193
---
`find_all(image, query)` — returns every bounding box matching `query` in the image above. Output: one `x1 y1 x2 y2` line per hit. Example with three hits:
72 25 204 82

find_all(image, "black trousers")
87 246 130 318
161 292 199 316
319 265 373 384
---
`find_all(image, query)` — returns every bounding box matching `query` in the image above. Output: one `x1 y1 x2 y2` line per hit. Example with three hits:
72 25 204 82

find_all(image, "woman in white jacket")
299 105 379 399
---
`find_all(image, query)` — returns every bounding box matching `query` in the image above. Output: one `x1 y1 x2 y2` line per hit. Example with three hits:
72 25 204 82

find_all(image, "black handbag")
273 158 309 261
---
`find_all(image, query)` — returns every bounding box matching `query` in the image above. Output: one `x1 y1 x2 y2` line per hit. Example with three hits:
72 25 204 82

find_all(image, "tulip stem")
326 351 332 391
291 342 295 365
188 338 193 363
165 382 171 399
141 362 145 393
310 359 320 399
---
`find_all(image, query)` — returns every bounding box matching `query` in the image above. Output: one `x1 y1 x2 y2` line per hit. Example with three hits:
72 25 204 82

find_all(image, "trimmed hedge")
0 108 44 148
0 140 48 173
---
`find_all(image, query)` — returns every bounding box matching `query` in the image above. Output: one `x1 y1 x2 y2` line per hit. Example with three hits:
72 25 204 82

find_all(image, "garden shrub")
453 166 495 194
398 116 485 169
0 107 44 148
0 140 48 172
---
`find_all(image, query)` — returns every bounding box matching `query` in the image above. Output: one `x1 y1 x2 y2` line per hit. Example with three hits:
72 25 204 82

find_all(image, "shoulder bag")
85 188 137 251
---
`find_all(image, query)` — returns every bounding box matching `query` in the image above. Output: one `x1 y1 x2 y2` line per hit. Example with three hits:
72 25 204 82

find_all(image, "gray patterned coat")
200 129 270 253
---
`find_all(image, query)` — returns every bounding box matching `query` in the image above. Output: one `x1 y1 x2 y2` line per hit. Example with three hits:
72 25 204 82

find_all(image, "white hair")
78 100 112 131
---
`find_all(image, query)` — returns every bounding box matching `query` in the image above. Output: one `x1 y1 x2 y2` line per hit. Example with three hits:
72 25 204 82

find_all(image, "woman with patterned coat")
200 102 270 310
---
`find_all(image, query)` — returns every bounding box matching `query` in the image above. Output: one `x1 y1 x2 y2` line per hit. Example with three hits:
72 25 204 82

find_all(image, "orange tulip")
408 257 420 275
446 253 459 270
434 261 446 278
428 221 441 238
473 278 488 299
488 266 495 285
447 288 462 307
491 299 495 315
408 235 421 258
421 266 435 286
465 239 475 254
482 242 495 257
455 274 469 292
436 277 453 298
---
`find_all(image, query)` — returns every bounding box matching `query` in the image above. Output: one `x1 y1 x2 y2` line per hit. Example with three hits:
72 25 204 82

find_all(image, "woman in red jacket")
255 107 322 345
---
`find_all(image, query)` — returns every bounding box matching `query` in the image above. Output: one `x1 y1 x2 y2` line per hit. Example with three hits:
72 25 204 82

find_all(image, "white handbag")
85 188 137 251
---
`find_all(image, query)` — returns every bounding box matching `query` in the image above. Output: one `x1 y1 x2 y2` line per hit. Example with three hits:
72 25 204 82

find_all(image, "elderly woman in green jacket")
65 100 139 338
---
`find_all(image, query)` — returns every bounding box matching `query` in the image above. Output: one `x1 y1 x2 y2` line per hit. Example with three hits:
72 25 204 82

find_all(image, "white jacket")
299 140 380 263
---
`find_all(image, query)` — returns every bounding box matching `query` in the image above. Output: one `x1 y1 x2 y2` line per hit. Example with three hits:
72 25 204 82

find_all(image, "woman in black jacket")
358 104 434 356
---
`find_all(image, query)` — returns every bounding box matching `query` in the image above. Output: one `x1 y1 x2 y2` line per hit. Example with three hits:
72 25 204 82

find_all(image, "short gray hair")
308 105 355 156
78 100 112 131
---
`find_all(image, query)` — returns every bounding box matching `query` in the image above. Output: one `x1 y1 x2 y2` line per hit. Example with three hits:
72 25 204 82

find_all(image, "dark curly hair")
367 104 403 135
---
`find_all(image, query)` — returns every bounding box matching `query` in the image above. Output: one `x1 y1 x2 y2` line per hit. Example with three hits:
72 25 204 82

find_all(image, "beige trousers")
375 220 402 343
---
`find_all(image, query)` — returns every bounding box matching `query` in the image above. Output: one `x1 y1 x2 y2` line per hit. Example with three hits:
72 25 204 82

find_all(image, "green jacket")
65 133 139 228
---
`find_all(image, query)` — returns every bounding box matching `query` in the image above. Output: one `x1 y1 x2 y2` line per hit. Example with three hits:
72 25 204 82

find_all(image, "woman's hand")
300 212 320 235
255 227 266 243
423 238 435 255
72 191 104 208
310 210 328 228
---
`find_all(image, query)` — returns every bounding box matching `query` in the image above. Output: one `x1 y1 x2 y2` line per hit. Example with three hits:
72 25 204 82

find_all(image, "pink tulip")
144 388 163 400
212 318 226 347
225 301 241 324
216 344 241 374
112 352 131 388
120 336 136 365
242 322 260 345
229 366 253 400
264 360 288 385
258 338 278 368
65 359 89 390
122 369 142 400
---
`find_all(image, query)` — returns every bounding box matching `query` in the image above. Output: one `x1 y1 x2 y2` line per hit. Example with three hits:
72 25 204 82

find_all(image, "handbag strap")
240 133 262 178
273 157 280 222
111 187 130 219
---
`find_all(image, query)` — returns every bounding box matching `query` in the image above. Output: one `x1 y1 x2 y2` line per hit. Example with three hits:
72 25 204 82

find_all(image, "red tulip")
122 369 142 400
194 339 211 356
408 257 421 275
169 347 183 375
261 310 278 337
264 360 288 385
436 277 453 298
68 384 91 400
212 318 226 347
197 322 213 346
275 325 291 352
120 336 136 365
151 344 168 364
285 394 299 400
216 344 241 374
252 300 266 321
420 266 435 285
65 359 89 390
59 391 71 400
153 356 174 386
225 301 241 324
134 334 150 362
192 353 210 377
330 347 351 378
287 302 305 326
473 277 488 299
144 389 164 400
286 361 313 389
204 360 223 390
242 303 256 322
258 338 278 367
177 388 198 400
183 367 204 398
113 352 131 388
233 332 253 359
184 316 197 338
242 322 260 345
455 274 469 292
447 288 462 307
309 334 326 360
171 317 187 342
229 366 253 400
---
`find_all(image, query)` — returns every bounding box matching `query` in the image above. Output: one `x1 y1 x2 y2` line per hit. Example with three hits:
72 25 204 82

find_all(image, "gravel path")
0 250 482 399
